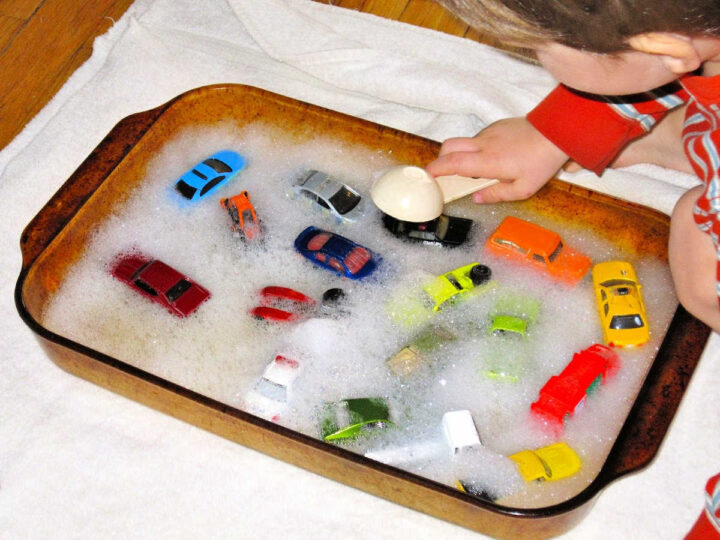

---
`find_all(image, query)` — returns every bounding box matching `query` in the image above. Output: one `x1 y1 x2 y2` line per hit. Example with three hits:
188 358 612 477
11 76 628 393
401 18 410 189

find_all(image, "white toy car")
244 354 302 422
442 410 483 456
290 170 365 223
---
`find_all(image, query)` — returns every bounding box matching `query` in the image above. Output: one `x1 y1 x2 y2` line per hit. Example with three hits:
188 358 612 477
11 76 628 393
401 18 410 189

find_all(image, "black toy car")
381 213 473 246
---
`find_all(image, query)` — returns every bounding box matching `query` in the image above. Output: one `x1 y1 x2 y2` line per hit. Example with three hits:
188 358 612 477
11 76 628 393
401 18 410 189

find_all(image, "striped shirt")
528 77 720 303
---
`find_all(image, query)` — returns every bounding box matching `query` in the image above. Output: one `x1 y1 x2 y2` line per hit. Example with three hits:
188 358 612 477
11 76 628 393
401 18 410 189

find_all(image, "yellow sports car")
509 442 581 482
592 261 649 347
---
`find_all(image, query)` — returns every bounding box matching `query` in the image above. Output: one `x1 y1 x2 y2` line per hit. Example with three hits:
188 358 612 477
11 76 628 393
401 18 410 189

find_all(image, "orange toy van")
485 216 591 285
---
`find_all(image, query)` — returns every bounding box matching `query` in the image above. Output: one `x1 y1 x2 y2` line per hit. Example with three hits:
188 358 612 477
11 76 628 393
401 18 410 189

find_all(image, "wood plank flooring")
0 0 522 151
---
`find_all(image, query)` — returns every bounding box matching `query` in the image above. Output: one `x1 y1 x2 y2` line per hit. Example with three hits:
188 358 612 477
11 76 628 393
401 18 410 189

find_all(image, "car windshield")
445 274 463 291
328 187 361 214
199 176 225 196
344 246 370 274
166 279 192 302
610 314 644 330
600 278 635 289
548 241 563 262
255 378 287 402
134 279 158 296
175 180 197 199
307 232 331 251
203 158 232 173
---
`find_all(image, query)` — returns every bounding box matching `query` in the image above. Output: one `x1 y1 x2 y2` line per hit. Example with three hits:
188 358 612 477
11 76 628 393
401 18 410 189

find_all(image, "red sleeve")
527 84 686 175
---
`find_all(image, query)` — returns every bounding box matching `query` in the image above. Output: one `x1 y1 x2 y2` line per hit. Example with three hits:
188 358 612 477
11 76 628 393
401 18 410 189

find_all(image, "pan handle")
599 306 710 483
18 102 170 270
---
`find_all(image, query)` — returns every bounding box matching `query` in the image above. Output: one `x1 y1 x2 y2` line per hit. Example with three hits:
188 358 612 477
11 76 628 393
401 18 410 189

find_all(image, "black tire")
469 264 491 285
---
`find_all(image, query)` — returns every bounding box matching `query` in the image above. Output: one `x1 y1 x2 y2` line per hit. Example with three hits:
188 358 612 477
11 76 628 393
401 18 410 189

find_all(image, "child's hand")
425 117 570 203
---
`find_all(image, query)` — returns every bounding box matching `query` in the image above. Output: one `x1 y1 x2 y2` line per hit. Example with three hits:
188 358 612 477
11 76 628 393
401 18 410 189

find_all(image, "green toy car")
319 398 393 442
489 293 541 337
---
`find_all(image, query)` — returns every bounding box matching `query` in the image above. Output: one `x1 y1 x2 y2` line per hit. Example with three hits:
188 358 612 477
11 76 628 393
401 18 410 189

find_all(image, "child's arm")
427 84 690 203
669 185 720 333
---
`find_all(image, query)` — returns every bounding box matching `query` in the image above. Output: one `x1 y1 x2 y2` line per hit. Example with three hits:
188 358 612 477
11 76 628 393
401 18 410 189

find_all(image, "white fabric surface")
1 0 719 537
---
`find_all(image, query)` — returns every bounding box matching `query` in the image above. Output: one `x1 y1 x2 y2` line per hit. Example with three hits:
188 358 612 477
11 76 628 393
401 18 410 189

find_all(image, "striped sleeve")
527 84 689 175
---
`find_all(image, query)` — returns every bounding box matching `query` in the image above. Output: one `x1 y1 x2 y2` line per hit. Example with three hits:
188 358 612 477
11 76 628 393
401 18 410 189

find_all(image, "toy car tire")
469 264 492 285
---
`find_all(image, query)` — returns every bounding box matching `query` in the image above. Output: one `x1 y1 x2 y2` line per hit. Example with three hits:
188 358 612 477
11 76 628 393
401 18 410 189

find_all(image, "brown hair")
437 0 720 53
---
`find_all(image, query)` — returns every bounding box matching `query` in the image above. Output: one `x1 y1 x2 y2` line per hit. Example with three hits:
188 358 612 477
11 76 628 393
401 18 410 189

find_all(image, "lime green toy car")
509 442 581 482
387 263 493 327
424 263 492 312
489 293 541 337
319 398 393 442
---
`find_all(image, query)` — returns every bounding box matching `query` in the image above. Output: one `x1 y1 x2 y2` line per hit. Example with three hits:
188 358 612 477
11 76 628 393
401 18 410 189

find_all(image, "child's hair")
437 0 720 53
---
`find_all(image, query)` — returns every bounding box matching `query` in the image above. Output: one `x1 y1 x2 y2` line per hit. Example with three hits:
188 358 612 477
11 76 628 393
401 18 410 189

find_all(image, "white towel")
1 1 718 538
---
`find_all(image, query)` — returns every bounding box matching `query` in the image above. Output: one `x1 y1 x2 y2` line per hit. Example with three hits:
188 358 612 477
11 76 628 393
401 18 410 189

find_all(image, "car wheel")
469 264 491 285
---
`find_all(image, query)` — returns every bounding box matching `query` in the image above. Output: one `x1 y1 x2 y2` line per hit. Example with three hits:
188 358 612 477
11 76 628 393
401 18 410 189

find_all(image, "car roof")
296 170 346 199
491 216 561 255
263 355 301 386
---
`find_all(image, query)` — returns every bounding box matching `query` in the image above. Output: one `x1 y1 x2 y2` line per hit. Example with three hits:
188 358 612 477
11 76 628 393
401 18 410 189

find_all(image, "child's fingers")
425 149 495 179
436 137 483 156
472 178 544 204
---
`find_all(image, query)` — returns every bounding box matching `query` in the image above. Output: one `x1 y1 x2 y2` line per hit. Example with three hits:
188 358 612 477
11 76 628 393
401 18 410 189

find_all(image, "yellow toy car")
592 261 649 347
509 442 581 482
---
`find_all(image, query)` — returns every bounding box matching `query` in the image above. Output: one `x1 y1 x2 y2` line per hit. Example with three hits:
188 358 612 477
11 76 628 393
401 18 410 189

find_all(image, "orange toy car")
220 190 261 241
485 216 591 285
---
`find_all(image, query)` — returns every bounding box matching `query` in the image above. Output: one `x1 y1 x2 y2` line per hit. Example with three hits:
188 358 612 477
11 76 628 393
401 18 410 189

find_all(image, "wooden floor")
0 0 512 152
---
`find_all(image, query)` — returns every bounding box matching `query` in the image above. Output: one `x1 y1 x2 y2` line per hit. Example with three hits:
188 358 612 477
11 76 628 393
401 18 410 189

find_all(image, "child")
425 0 720 335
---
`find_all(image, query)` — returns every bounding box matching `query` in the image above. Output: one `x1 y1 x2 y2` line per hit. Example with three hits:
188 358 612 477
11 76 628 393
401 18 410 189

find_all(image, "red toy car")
250 286 317 322
111 252 210 317
531 344 620 428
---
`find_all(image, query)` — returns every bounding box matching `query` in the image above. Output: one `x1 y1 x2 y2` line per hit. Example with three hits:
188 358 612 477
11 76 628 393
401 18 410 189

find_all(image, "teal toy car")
319 398 393 442
174 150 246 202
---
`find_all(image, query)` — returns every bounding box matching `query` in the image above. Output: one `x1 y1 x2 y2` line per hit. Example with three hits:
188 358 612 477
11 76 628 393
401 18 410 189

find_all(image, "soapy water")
44 123 677 508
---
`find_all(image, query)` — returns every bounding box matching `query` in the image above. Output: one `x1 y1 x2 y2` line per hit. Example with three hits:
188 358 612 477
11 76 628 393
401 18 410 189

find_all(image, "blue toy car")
294 226 379 280
174 150 246 202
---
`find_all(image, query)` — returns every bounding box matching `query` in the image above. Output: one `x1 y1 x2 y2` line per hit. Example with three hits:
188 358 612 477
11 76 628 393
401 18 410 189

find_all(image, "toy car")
386 325 456 377
294 226 379 280
442 410 483 456
489 293 541 337
509 442 581 482
592 261 649 347
290 170 365 223
220 190 261 241
110 252 210 317
250 286 316 322
319 397 393 442
386 263 493 327
381 213 473 247
424 262 492 312
531 343 620 428
243 354 302 422
485 216 591 285
174 150 246 202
